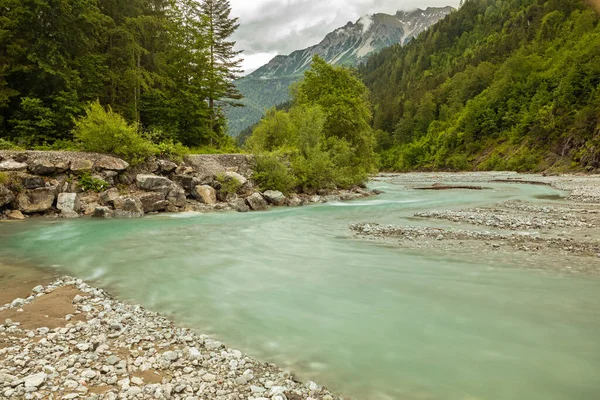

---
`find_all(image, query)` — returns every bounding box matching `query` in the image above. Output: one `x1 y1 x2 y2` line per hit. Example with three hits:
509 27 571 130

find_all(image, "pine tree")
200 0 243 138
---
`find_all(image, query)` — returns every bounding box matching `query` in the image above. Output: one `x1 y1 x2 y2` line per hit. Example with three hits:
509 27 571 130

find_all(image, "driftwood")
489 179 552 186
415 184 484 190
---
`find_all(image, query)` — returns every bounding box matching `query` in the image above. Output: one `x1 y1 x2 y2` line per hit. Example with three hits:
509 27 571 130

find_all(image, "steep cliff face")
228 7 454 136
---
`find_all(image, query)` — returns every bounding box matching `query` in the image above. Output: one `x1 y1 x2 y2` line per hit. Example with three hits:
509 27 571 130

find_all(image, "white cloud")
230 0 459 73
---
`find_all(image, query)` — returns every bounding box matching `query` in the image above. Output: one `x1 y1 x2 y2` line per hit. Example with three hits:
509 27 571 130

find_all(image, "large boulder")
95 157 129 171
167 184 187 208
6 210 25 220
92 206 113 219
70 159 94 174
28 159 56 175
23 175 46 189
245 193 268 211
231 198 249 213
0 160 27 172
191 185 217 205
172 175 201 192
263 190 286 206
225 171 248 186
0 184 14 208
139 192 168 213
113 196 144 218
157 159 177 174
136 174 173 192
16 188 56 214
287 194 303 207
100 188 120 205
57 193 80 218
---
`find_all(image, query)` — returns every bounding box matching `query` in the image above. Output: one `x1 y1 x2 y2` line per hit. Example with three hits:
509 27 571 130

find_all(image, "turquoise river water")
0 181 599 400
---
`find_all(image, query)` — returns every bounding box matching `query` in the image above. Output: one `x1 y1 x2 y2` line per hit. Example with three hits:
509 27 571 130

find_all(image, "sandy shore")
353 172 600 275
0 277 341 400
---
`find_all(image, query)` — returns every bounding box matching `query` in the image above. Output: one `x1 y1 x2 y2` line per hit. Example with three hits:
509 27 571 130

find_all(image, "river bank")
352 172 600 275
0 277 341 400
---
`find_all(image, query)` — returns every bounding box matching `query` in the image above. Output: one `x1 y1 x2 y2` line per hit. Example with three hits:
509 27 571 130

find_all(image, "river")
1 180 599 400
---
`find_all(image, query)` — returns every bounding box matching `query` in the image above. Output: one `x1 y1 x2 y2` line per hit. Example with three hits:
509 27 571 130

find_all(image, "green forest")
0 0 241 151
361 0 600 172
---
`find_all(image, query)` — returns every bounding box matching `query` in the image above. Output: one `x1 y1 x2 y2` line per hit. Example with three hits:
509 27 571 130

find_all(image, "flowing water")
1 181 599 400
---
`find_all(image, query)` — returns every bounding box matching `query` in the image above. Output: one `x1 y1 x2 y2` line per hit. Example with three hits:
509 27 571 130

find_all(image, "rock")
139 192 168 213
28 159 56 175
0 184 15 207
32 285 44 293
113 196 144 218
81 369 96 379
269 386 287 396
92 206 113 219
16 188 56 214
70 159 94 174
309 195 322 203
188 347 202 359
0 160 27 172
100 188 120 205
23 176 46 189
6 210 25 220
157 159 177 174
11 298 25 308
246 193 268 211
131 376 144 386
162 351 179 362
231 198 249 213
0 373 16 383
192 185 217 205
202 373 216 382
251 385 267 394
95 158 129 171
167 184 187 208
263 190 286 206
136 174 173 192
23 372 46 388
287 195 303 207
225 171 247 186
106 355 121 365
172 175 201 192
57 193 80 217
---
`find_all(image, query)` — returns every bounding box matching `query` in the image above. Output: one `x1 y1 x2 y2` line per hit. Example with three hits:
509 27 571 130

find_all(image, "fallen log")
489 179 552 186
415 184 484 190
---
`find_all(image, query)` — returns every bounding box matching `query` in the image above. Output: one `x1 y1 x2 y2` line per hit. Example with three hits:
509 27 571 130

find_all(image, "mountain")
227 7 454 136
361 0 600 172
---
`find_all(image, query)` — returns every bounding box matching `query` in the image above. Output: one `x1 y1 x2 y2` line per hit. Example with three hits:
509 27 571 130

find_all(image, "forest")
0 0 241 151
360 0 600 172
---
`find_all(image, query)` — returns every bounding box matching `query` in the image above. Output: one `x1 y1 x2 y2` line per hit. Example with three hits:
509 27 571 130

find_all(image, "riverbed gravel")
0 278 340 400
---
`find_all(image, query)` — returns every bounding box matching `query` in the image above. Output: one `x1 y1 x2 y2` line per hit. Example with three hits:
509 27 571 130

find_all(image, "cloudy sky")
230 0 460 74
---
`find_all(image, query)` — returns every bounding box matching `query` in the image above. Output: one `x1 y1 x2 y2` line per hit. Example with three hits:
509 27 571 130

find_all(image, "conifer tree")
200 0 243 137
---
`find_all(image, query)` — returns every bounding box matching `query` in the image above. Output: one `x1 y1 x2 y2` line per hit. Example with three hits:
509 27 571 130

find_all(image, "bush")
79 172 109 192
73 101 155 165
0 172 7 185
215 173 243 196
0 139 22 150
154 139 189 163
252 153 297 194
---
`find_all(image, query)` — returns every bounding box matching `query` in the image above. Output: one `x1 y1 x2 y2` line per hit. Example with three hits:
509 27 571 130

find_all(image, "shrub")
215 173 243 196
79 172 109 192
252 153 297 193
73 101 155 165
0 172 7 185
0 139 23 150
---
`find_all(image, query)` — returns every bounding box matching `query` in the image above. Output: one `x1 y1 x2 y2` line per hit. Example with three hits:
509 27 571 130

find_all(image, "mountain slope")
361 0 600 172
227 7 453 136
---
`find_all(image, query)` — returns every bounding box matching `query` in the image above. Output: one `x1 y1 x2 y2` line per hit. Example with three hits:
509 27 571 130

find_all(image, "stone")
163 351 179 362
225 171 247 186
263 190 286 206
139 192 168 213
202 373 216 382
0 160 27 172
81 369 96 379
6 210 25 220
157 159 177 174
100 188 120 205
95 158 129 171
231 198 249 213
251 385 267 394
92 206 113 219
57 193 80 217
23 176 46 189
245 193 268 211
32 285 44 293
70 159 94 174
269 386 287 396
28 159 56 175
16 187 56 213
113 196 144 218
167 184 187 208
23 372 46 388
172 175 201 192
136 174 173 192
287 195 303 207
131 376 144 386
192 185 217 205
0 184 15 207
188 347 202 359
106 355 121 365
11 298 25 308
0 373 16 383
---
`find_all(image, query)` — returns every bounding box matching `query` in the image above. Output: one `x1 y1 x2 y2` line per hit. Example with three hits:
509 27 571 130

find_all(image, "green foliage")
0 139 22 150
153 139 189 163
79 172 109 193
73 101 155 165
0 172 7 185
0 0 241 149
252 153 297 193
215 173 242 196
247 57 377 191
361 0 600 172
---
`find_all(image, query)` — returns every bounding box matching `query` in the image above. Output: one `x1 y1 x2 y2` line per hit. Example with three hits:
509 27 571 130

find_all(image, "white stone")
250 385 266 394
162 350 179 362
32 285 44 293
10 298 25 308
23 372 46 388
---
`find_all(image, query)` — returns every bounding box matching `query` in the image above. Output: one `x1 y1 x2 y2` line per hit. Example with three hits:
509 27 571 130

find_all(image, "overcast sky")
230 0 460 74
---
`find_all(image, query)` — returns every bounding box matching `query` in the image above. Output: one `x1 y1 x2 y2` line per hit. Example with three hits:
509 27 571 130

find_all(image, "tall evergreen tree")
200 0 243 138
